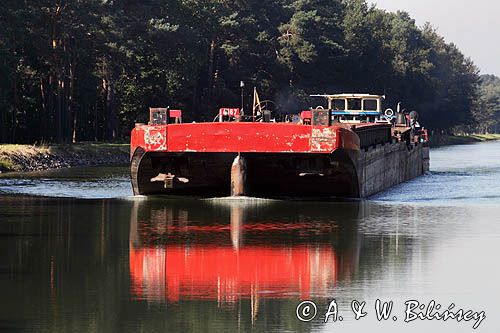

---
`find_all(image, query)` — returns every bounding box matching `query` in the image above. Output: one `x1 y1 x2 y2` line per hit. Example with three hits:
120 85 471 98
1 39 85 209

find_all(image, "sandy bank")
0 143 130 173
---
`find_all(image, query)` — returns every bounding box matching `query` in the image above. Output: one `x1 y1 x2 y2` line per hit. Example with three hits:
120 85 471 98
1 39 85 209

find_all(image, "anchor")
151 173 189 189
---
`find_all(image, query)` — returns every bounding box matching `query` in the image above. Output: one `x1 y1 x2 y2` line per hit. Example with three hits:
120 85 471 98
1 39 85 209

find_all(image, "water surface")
1 142 500 332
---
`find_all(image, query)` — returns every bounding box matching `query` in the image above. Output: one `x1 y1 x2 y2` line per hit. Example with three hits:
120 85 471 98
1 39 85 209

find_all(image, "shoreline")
429 134 500 147
1 134 499 173
0 143 130 173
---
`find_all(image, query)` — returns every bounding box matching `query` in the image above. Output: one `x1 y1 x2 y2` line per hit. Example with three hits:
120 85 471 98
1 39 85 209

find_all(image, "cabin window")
363 99 378 111
333 99 346 111
347 98 362 111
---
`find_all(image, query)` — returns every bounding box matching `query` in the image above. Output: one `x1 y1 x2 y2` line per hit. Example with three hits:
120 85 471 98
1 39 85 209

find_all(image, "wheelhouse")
310 93 384 123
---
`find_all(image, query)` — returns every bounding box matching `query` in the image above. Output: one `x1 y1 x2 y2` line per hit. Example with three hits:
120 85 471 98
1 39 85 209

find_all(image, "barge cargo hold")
130 93 429 198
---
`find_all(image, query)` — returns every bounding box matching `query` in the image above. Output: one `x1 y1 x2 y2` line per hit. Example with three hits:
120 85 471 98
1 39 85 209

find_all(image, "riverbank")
429 134 500 147
0 143 130 173
2 134 499 173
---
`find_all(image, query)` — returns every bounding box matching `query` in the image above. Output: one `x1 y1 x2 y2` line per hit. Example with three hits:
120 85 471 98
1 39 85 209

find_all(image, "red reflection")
129 203 340 303
130 245 336 303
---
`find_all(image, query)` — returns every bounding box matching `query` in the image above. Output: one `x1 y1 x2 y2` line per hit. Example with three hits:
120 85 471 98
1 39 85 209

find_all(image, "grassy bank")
429 134 500 147
2 133 499 172
0 143 130 173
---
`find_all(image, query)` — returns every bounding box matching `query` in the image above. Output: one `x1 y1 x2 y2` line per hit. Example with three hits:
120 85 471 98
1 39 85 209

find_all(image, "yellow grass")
0 143 130 172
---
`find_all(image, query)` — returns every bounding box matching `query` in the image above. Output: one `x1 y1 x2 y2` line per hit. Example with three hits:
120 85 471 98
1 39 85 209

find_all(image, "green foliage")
472 74 500 133
0 0 490 144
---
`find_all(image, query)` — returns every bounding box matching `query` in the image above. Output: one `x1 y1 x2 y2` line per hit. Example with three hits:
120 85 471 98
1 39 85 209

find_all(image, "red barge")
130 93 429 198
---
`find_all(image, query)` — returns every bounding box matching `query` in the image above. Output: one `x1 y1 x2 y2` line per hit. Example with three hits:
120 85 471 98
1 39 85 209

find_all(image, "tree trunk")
47 75 54 141
72 112 77 143
40 77 48 141
207 37 217 104
192 81 198 115
69 60 76 143
12 77 18 143
107 79 118 140
94 95 99 142
102 78 108 140
56 78 63 142
0 100 5 143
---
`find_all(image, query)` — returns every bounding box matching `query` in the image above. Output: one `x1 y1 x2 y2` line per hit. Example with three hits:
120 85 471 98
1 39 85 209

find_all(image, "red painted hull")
131 122 361 155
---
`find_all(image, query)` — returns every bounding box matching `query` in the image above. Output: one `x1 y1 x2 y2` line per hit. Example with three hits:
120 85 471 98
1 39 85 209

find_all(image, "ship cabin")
146 93 387 128
310 93 384 125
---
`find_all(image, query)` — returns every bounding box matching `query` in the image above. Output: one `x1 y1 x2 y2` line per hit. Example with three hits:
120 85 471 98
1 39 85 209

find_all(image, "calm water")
1 141 500 332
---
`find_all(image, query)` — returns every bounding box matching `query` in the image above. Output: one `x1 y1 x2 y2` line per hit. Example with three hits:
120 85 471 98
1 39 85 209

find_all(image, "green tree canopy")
0 0 490 143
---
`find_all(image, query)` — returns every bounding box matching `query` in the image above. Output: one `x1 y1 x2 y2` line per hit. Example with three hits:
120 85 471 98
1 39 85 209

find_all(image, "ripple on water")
371 169 500 204
1 141 500 203
0 166 133 199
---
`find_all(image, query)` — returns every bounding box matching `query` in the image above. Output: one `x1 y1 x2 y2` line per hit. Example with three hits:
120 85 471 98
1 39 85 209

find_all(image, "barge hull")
355 142 429 197
131 142 429 198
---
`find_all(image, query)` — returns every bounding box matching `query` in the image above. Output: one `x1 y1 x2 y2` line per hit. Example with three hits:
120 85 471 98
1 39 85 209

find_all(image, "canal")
1 141 500 332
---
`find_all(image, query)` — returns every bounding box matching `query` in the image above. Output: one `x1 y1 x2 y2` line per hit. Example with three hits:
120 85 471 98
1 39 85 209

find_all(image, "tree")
473 75 500 133
0 0 487 143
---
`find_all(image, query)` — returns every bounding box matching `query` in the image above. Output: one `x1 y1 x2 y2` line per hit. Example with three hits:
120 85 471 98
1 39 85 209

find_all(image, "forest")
0 0 497 144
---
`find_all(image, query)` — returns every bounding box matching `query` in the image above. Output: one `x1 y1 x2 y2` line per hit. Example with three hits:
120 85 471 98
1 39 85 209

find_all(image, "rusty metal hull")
130 146 428 199
130 122 428 198
131 149 360 198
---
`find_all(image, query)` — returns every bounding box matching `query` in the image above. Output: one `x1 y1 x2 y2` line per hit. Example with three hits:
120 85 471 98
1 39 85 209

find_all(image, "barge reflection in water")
1 191 499 331
128 199 359 303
